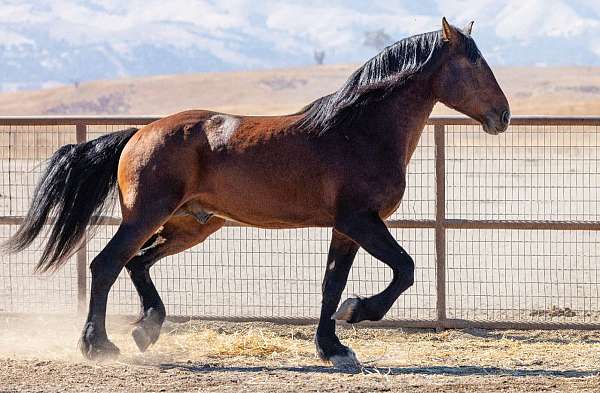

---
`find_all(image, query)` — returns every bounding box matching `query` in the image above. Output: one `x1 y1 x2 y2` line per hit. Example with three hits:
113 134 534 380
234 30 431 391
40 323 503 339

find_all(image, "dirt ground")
1 315 600 392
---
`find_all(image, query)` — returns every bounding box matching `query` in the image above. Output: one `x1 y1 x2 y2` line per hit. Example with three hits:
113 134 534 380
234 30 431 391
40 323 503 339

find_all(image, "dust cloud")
0 314 132 361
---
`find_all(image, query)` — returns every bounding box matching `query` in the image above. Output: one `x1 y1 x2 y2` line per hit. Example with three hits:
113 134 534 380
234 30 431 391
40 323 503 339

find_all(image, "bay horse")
3 18 509 368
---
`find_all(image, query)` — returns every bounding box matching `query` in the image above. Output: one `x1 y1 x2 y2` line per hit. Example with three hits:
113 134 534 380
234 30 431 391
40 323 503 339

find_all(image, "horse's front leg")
332 210 415 323
315 229 359 369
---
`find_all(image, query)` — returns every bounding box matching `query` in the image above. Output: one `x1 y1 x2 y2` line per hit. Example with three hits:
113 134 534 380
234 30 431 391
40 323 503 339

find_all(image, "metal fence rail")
2 115 600 329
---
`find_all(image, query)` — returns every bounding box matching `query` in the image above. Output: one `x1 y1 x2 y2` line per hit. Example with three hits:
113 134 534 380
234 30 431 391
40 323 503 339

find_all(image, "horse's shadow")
157 362 598 378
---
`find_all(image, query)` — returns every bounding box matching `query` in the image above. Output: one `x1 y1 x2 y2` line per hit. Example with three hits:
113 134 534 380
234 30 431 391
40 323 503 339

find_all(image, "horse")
3 18 510 368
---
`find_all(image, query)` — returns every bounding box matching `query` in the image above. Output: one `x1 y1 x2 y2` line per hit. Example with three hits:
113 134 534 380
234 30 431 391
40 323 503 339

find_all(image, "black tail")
2 127 138 272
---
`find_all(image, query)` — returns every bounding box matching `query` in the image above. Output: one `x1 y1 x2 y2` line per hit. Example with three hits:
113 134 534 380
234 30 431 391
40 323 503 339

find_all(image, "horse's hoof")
78 336 120 361
131 314 162 352
132 325 158 352
330 348 361 372
331 298 361 322
315 337 361 372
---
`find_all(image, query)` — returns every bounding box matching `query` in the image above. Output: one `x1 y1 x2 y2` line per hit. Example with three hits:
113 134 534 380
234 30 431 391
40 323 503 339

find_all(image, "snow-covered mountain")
0 0 599 91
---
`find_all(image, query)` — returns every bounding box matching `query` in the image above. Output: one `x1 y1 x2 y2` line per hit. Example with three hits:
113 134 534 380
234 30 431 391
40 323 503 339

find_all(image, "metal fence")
2 115 600 330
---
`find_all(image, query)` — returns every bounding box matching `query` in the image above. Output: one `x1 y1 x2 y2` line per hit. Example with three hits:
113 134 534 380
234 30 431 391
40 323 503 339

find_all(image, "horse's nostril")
501 111 511 126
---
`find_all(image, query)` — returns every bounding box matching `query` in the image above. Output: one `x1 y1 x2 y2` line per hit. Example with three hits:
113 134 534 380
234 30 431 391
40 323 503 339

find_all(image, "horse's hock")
1 116 600 329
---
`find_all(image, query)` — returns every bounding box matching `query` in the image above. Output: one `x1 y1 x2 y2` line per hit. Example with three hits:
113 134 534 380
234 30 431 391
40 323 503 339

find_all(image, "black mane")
294 29 477 134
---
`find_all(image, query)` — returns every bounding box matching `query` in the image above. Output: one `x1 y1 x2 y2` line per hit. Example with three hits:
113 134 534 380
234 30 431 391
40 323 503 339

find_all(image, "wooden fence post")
434 124 447 329
75 123 87 314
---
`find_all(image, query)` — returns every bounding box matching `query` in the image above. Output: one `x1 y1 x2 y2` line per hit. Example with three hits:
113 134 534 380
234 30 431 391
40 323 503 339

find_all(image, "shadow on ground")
157 362 599 378
460 329 600 345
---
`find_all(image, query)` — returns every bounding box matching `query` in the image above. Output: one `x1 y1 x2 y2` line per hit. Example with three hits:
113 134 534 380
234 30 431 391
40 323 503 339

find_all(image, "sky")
0 0 599 90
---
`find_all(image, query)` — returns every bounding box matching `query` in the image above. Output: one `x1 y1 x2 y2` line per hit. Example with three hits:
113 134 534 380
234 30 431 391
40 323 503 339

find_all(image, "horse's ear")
442 17 458 43
463 21 474 36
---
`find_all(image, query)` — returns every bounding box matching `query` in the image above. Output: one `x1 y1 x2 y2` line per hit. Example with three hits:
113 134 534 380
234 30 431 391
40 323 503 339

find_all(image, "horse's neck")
371 80 437 168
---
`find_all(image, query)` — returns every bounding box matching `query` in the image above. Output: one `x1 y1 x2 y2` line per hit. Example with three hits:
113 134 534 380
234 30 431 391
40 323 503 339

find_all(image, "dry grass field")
0 65 599 117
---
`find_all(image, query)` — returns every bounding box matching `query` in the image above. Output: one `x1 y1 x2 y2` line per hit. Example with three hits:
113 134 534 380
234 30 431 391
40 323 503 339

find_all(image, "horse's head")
433 18 510 135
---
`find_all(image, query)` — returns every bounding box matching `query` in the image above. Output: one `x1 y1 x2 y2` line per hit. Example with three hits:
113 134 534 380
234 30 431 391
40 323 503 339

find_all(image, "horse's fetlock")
146 306 166 324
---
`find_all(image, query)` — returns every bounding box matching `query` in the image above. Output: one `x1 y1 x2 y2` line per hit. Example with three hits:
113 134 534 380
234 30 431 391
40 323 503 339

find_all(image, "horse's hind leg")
126 215 225 352
79 215 169 360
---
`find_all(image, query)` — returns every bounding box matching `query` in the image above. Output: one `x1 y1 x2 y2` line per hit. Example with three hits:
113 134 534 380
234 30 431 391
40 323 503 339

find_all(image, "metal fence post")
75 123 87 314
434 124 447 329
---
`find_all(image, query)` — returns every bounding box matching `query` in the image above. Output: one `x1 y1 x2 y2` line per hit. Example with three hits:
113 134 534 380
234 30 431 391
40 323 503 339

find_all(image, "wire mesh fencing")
1 116 599 329
443 119 600 326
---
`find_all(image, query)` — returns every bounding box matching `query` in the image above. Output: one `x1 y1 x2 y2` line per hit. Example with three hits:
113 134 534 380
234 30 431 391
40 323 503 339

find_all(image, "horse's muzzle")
482 109 511 135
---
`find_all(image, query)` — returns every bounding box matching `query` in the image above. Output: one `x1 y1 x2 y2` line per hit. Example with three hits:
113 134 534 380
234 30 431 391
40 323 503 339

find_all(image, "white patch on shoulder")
204 114 240 151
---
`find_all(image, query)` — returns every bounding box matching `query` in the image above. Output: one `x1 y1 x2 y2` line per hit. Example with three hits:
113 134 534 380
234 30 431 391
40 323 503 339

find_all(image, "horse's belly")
195 205 333 229
188 183 335 229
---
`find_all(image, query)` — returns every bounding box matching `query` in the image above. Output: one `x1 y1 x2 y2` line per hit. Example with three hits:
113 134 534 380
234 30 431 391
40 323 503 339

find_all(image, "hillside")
2 2 600 91
0 65 599 117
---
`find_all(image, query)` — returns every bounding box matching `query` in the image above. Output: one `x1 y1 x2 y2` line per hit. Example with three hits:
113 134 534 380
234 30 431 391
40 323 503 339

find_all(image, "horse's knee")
402 254 415 286
397 254 415 289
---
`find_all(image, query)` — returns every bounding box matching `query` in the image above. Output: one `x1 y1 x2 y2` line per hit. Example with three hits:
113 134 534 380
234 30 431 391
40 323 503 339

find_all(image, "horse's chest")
378 178 407 217
357 168 407 217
